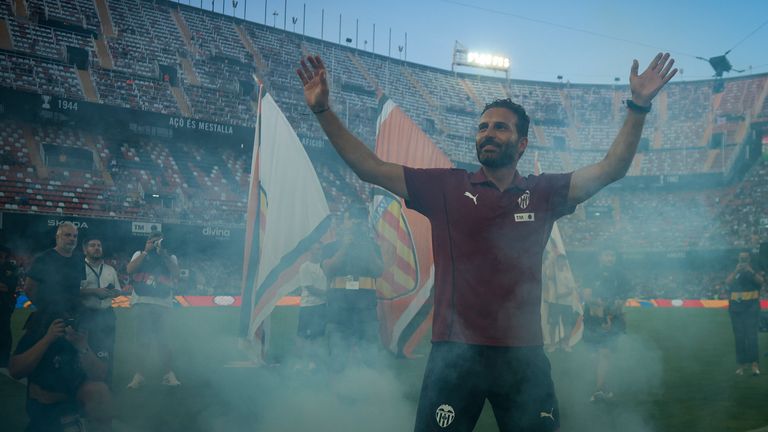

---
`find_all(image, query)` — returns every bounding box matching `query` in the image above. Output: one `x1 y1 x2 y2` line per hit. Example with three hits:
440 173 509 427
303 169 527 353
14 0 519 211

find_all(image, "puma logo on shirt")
539 408 555 421
463 192 478 205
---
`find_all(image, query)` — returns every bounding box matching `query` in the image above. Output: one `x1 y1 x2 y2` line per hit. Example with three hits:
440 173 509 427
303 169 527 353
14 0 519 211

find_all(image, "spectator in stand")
126 232 182 388
80 235 123 384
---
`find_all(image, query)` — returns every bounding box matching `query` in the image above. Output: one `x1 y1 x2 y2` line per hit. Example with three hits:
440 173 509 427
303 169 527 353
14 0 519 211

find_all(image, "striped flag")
536 153 583 349
239 89 331 363
372 96 452 357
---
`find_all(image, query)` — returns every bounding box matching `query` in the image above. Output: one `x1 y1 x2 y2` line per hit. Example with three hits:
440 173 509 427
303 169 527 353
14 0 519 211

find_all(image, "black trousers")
79 307 116 383
0 301 12 367
729 300 760 364
414 343 559 432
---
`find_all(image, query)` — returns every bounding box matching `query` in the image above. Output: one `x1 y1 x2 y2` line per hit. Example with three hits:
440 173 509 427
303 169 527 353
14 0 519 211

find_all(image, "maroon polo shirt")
403 167 575 347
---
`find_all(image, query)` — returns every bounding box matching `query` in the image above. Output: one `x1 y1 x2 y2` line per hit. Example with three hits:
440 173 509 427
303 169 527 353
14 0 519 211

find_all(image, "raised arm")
297 55 408 199
568 53 677 206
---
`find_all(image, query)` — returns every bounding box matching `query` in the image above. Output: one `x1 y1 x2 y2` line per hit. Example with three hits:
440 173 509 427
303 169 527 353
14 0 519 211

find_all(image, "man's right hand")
296 56 330 113
44 319 66 344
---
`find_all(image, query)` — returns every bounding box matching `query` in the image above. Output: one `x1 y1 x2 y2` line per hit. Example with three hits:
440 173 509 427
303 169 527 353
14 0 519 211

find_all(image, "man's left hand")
629 52 678 107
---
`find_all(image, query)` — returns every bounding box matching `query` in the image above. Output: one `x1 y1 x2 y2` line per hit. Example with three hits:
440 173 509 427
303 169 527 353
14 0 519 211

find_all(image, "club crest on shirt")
435 404 455 428
518 190 531 209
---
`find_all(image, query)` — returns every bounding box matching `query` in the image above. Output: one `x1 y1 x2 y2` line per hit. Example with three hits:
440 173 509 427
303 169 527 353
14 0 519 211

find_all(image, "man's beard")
477 141 518 168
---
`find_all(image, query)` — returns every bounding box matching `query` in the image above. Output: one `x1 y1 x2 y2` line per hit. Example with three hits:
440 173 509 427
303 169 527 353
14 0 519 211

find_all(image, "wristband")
626 99 651 113
312 107 330 115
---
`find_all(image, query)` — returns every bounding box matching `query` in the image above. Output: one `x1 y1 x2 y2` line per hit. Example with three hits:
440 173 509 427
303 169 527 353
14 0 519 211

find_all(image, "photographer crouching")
10 312 112 431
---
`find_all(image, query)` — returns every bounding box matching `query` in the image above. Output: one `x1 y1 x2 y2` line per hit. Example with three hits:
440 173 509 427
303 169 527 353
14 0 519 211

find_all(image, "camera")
64 318 79 330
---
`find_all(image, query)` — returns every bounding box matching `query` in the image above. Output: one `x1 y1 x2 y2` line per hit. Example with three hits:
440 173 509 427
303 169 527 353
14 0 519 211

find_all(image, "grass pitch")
2 307 768 432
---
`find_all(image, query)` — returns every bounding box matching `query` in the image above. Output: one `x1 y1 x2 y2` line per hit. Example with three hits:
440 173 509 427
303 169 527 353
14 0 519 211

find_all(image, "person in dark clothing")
726 251 765 376
322 209 383 371
583 249 630 402
0 245 19 367
24 222 86 318
9 310 112 431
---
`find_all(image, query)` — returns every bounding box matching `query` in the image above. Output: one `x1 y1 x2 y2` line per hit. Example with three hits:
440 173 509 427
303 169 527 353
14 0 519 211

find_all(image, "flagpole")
239 79 264 341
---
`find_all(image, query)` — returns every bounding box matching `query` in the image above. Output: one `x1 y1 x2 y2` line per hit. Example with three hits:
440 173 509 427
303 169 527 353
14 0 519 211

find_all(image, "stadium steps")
93 0 114 37
699 92 725 149
458 78 483 110
235 24 269 80
94 37 114 69
650 92 667 149
753 78 768 117
701 117 714 148
76 69 99 102
704 149 720 171
84 133 114 187
211 156 239 192
170 86 193 117
652 128 662 149
611 90 623 119
657 90 668 122
735 119 750 143
0 19 12 50
398 64 448 135
22 125 48 179
346 52 380 94
171 8 195 53
178 56 200 85
559 90 580 148
565 126 579 148
532 125 546 147
11 0 27 18
559 89 575 124
164 141 200 189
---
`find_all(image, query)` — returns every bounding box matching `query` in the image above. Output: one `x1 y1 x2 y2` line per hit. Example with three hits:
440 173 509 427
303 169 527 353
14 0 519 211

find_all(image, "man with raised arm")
297 53 676 432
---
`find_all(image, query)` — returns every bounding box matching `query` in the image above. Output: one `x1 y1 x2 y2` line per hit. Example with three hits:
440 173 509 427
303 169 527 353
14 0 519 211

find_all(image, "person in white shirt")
296 243 327 370
80 235 123 384
125 232 181 389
